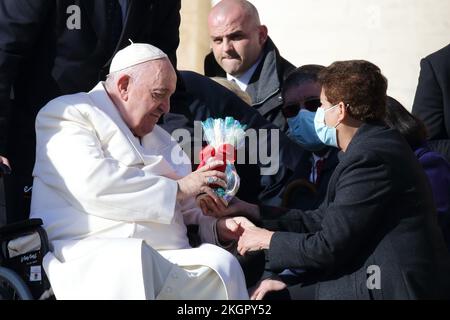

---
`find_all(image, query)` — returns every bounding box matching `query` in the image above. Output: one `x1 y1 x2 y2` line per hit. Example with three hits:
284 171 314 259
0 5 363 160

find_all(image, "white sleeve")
180 198 219 245
34 102 177 224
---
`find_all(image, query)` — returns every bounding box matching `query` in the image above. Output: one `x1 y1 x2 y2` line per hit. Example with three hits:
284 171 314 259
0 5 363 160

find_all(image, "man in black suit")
214 60 450 299
204 0 295 131
279 65 339 210
0 0 181 222
412 43 450 161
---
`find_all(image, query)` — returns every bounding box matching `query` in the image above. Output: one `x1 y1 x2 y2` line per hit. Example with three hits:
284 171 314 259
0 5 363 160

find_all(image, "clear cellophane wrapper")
198 117 247 205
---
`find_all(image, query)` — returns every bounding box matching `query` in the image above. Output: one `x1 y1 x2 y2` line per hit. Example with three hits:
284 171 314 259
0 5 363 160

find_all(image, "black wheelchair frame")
0 166 52 300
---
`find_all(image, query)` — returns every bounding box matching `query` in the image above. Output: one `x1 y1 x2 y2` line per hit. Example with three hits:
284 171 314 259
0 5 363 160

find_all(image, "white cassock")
30 82 249 300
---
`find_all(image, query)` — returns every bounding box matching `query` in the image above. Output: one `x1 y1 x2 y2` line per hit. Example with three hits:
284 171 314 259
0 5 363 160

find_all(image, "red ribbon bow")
198 143 237 172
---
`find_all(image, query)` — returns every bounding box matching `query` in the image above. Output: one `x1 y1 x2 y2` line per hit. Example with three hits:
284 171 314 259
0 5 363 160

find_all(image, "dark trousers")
263 273 317 300
236 251 266 288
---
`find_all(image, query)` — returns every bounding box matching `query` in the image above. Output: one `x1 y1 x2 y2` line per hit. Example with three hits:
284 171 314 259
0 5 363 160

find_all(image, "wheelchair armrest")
0 219 43 241
0 219 49 261
0 218 52 299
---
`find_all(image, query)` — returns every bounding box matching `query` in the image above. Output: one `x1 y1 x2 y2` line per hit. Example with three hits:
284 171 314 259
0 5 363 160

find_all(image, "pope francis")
29 43 249 300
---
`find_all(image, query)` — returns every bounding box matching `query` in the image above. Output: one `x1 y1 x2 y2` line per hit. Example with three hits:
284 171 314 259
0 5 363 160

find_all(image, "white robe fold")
30 82 248 300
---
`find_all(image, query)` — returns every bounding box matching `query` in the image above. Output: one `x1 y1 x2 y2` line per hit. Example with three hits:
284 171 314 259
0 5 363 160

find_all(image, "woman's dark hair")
318 60 387 122
384 96 428 149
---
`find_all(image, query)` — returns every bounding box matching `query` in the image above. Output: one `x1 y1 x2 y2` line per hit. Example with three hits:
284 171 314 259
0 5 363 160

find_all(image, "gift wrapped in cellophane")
197 117 246 206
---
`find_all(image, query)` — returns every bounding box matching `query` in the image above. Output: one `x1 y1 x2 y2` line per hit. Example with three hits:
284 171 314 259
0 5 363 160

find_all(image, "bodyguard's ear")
258 25 268 45
117 74 131 101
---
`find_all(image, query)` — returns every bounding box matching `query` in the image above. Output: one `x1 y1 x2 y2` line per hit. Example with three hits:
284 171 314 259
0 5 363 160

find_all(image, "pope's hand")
176 160 227 202
216 216 255 243
199 196 261 220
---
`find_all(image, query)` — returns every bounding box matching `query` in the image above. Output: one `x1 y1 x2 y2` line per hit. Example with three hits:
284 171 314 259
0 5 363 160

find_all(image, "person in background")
204 0 295 131
412 43 450 161
385 96 450 251
280 65 339 210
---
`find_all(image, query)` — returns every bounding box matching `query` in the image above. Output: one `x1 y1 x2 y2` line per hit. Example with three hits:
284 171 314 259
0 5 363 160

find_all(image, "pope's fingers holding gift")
196 117 247 218
176 160 227 201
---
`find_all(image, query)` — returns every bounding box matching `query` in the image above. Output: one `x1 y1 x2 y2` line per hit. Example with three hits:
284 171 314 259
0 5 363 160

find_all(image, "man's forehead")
297 82 321 94
209 10 252 31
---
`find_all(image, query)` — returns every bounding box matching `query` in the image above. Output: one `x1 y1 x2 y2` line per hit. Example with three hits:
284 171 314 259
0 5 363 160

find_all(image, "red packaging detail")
198 144 237 172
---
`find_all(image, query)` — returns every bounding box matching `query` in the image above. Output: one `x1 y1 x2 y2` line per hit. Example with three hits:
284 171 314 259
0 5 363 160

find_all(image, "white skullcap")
109 41 168 74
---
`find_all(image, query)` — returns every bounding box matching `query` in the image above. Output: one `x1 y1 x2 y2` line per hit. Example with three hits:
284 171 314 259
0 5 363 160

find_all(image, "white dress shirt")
226 55 263 91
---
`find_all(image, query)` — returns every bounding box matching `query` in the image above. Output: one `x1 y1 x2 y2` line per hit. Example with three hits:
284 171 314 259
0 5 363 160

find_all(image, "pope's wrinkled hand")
216 216 256 244
176 160 227 202
199 196 261 220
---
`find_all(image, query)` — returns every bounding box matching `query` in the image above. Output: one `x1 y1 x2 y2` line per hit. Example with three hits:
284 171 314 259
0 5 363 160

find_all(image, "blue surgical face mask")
314 104 340 148
287 109 326 151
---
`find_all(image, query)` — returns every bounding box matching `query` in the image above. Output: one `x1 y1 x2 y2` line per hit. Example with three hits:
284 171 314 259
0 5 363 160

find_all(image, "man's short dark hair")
282 64 325 97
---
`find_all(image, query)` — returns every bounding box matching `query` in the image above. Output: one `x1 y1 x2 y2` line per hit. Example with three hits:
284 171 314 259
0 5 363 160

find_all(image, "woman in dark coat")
210 60 450 300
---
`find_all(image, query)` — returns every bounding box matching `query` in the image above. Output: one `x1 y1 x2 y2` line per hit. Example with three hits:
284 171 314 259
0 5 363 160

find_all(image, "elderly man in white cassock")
29 42 251 300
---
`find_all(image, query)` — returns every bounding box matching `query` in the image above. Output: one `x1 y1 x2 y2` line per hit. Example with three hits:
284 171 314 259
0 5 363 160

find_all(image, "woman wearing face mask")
207 60 450 300
281 65 339 210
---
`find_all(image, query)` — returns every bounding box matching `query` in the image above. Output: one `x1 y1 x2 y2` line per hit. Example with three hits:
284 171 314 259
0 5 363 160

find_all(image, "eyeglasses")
282 98 322 118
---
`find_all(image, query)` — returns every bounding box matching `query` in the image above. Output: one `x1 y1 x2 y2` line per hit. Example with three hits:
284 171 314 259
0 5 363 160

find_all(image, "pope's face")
121 59 177 137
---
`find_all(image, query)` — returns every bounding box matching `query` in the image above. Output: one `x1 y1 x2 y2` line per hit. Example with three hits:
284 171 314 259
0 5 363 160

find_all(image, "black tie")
106 0 123 57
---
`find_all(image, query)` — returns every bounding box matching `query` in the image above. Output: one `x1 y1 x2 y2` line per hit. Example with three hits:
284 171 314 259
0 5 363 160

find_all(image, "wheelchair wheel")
0 267 33 300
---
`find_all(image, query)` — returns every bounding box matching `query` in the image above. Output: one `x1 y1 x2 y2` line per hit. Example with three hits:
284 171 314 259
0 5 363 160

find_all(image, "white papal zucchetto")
109 41 168 74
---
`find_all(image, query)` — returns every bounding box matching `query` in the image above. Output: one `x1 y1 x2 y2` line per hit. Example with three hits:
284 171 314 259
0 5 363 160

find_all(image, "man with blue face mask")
280 65 339 210
287 109 324 152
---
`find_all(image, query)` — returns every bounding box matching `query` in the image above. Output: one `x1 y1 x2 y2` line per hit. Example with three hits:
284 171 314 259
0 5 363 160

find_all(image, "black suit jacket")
0 0 181 221
412 43 450 158
282 148 339 210
261 123 450 299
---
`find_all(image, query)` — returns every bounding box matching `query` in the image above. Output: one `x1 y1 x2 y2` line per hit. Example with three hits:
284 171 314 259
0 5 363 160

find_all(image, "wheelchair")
0 165 52 300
